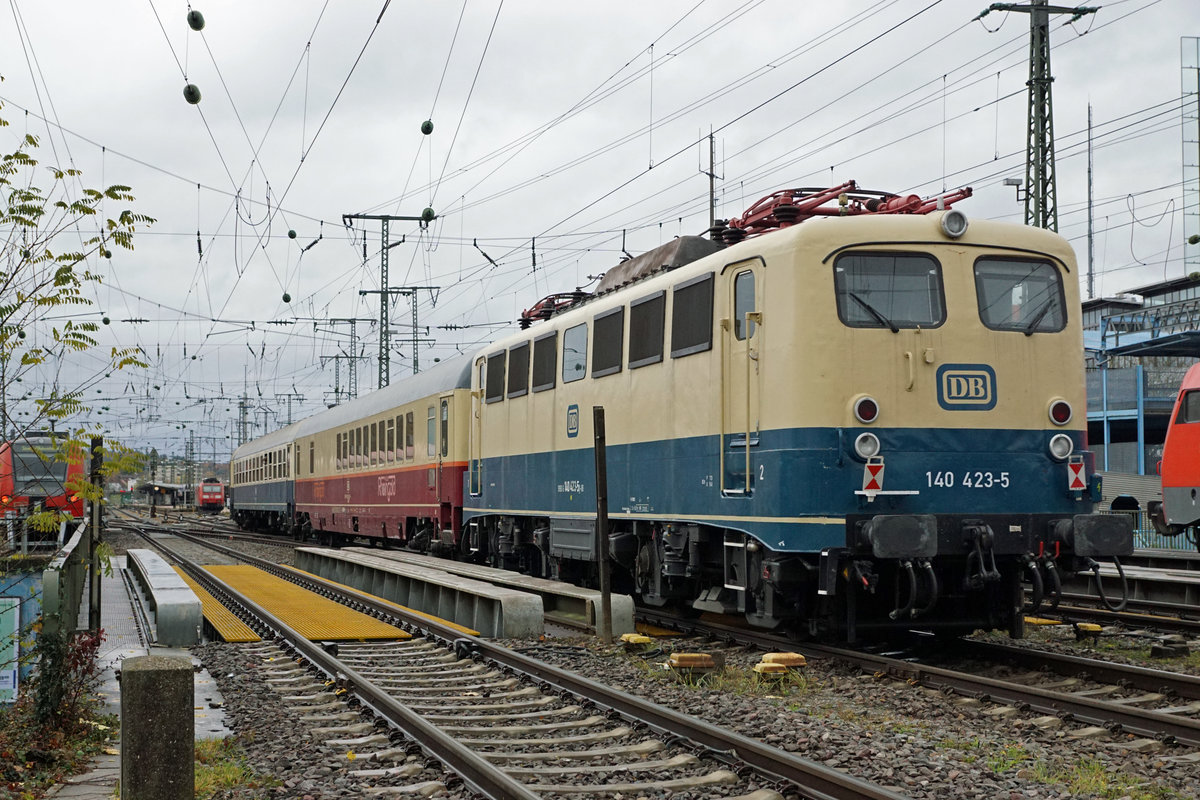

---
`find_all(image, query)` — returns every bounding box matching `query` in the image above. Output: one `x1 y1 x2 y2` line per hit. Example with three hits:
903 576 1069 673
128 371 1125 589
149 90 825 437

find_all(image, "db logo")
566 404 580 438
377 475 397 498
936 364 997 410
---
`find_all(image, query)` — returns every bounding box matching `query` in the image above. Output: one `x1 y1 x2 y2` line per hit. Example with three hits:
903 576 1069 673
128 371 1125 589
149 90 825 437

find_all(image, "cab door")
721 258 764 495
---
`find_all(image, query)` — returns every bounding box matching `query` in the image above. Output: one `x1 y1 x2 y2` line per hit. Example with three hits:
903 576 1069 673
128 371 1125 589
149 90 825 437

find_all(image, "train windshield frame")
973 256 1066 334
1177 390 1200 424
833 251 946 330
11 441 68 495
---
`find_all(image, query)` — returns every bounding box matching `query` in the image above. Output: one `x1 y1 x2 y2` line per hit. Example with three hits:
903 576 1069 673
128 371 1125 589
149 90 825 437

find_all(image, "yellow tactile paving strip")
202 564 410 641
173 566 261 643
290 567 480 637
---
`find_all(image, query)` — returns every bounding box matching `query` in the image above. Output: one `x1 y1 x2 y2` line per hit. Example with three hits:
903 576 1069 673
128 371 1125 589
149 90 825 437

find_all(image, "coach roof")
232 353 474 460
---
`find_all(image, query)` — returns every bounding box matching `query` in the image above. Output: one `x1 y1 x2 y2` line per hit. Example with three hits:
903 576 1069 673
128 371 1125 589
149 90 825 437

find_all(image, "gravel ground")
104 521 1200 799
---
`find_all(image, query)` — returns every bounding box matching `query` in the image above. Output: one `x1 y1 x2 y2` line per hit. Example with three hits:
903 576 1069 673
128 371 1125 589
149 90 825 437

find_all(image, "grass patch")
195 737 277 799
1031 757 1186 799
627 652 813 698
986 743 1030 772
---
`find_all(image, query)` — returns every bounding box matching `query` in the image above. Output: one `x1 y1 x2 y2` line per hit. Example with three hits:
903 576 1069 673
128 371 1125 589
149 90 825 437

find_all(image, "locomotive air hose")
1040 556 1062 611
888 560 916 620
1089 556 1129 613
1023 556 1044 615
913 559 939 618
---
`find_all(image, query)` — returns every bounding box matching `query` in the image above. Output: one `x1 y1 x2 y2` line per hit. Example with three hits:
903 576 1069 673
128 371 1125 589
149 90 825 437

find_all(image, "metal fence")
41 520 91 638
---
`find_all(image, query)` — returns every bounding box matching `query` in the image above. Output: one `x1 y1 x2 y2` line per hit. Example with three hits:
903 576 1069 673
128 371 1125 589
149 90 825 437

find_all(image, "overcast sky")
2 0 1197 457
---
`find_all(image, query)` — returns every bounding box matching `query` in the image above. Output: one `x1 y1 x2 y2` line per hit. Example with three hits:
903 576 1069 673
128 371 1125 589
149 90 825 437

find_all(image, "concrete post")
120 655 193 800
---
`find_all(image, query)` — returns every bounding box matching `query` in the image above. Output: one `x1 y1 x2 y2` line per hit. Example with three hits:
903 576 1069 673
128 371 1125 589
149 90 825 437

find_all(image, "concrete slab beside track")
125 548 202 647
1065 560 1200 607
202 564 410 641
336 547 637 635
294 547 545 638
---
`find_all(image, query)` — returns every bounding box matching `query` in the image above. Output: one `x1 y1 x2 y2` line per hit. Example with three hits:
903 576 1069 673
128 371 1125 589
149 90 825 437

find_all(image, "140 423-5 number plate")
925 470 1010 489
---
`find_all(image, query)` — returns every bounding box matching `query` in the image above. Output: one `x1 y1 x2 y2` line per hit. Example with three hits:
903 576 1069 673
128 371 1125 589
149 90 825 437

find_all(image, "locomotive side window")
562 323 588 383
592 307 624 378
629 291 665 368
734 271 757 340
974 257 1065 334
834 252 945 329
671 272 714 358
1178 391 1200 424
508 342 530 398
485 351 506 404
532 331 557 392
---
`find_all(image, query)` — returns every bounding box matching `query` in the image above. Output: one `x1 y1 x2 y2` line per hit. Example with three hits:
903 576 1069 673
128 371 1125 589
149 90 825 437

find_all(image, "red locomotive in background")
1150 363 1200 551
195 477 226 514
0 432 85 531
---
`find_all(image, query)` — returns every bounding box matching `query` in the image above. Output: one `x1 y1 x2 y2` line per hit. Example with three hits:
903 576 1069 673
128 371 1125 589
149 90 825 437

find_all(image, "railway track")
636 609 1200 751
125 521 909 800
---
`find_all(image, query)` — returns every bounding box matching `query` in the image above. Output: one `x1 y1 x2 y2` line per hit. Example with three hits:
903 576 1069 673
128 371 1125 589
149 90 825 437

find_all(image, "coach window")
734 270 757 340
440 399 449 457
356 427 364 467
671 272 714 357
405 411 414 459
370 423 378 466
532 331 557 392
562 323 587 383
834 252 945 329
485 351 506 404
427 406 436 457
508 342 530 398
386 418 395 462
629 291 665 368
309 442 314 474
974 257 1065 334
592 307 624 378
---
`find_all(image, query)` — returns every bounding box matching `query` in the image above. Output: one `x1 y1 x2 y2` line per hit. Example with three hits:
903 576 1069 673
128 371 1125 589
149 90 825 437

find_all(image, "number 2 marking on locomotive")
759 464 765 481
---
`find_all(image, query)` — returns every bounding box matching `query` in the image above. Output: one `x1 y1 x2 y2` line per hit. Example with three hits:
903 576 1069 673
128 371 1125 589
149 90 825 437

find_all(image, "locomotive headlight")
1049 433 1074 461
854 432 881 459
940 209 968 239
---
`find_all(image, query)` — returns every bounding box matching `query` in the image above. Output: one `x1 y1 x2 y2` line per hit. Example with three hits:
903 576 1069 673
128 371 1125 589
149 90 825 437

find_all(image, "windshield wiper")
847 292 899 333
1022 298 1056 336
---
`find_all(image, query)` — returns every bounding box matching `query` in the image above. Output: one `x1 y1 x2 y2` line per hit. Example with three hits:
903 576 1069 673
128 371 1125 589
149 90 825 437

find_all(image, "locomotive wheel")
634 542 668 607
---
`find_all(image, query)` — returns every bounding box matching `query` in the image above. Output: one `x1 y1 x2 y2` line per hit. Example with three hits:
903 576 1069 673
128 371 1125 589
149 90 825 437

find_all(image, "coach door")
721 258 763 496
437 394 452 502
469 358 484 495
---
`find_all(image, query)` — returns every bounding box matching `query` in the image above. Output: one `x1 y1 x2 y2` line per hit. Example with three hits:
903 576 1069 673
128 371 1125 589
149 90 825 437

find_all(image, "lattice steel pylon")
978 2 1098 231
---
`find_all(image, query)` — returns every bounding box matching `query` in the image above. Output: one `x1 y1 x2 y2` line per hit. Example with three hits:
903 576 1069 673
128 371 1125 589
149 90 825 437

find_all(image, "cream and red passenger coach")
231 356 472 546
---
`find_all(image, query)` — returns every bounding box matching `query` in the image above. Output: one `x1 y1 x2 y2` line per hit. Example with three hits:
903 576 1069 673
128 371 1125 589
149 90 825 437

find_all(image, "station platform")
45 556 232 799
